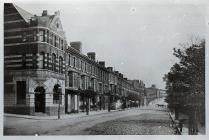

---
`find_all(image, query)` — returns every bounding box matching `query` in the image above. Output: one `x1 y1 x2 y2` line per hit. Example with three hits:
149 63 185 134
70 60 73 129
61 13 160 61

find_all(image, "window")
99 83 102 93
68 54 71 66
39 30 45 42
52 53 56 72
80 60 83 70
38 52 44 69
76 58 79 69
69 72 73 87
46 53 50 69
22 54 26 68
58 38 60 49
81 76 85 89
54 36 57 47
50 33 53 45
85 63 87 72
34 30 37 41
73 57 76 67
59 56 63 73
16 81 26 104
22 32 27 42
46 31 49 43
32 53 37 69
61 40 64 50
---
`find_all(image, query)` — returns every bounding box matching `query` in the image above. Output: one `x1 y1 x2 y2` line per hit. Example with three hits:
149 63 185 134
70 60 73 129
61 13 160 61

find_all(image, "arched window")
59 56 63 73
52 53 56 72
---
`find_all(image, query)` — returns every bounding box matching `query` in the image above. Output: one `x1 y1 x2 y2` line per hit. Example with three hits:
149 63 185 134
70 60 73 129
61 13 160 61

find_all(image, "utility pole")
86 97 89 115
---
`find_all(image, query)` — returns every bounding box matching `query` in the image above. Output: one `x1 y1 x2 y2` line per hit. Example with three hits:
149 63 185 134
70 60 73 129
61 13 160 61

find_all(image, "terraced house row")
4 3 146 115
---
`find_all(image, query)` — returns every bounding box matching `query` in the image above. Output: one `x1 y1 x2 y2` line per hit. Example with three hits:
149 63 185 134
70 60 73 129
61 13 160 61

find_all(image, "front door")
35 92 45 112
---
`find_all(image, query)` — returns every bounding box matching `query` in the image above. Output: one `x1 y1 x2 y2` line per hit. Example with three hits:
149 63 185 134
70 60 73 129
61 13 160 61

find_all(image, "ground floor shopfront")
4 70 65 115
65 90 110 113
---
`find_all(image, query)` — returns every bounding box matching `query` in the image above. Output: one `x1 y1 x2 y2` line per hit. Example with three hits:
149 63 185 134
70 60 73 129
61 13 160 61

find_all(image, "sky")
15 0 206 89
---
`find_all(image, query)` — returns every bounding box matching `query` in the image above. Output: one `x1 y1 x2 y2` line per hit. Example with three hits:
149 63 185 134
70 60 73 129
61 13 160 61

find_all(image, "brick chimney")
42 10 48 16
87 52 96 60
99 61 105 67
107 67 113 72
70 41 82 53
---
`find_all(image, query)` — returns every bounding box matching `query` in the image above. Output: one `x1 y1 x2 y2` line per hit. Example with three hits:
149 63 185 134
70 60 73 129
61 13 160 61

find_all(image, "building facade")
4 3 146 115
145 84 161 104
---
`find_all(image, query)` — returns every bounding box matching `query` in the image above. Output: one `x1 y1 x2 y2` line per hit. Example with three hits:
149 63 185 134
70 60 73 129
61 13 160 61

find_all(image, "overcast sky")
16 0 206 89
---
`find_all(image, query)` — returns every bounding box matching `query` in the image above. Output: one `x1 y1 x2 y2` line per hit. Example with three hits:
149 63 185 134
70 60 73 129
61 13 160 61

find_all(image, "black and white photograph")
1 0 208 137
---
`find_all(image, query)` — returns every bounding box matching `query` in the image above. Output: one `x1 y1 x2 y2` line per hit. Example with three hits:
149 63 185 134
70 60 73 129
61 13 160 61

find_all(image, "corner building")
4 4 67 115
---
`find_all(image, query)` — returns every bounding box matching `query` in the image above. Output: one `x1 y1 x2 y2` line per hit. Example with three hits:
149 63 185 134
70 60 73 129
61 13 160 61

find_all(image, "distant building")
145 84 160 104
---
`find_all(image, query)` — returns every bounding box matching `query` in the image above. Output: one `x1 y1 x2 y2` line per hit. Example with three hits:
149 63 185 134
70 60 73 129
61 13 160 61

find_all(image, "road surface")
4 106 174 135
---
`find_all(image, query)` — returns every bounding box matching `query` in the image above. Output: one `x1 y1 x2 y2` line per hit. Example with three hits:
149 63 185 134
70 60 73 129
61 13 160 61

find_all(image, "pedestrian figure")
179 121 183 133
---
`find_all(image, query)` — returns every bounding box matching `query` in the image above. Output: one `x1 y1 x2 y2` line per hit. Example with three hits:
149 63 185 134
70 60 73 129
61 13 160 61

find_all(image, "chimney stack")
42 10 48 16
99 61 105 67
107 67 113 72
151 84 156 88
70 41 82 53
87 52 96 60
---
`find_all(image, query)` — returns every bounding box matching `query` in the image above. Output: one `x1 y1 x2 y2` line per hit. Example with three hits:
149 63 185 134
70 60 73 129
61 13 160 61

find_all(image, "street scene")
4 98 175 135
3 1 205 136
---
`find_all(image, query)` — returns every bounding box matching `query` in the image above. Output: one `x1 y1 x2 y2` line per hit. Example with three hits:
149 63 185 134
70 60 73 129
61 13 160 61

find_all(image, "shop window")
16 81 26 104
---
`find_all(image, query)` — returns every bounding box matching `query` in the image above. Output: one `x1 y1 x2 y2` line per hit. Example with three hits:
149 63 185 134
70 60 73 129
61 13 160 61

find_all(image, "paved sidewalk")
4 109 122 120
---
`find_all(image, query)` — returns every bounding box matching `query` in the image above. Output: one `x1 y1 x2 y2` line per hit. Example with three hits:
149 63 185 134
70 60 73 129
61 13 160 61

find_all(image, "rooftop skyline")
16 1 206 89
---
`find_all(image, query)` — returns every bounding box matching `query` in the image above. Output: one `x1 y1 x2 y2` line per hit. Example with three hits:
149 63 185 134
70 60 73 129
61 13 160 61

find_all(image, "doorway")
34 86 45 112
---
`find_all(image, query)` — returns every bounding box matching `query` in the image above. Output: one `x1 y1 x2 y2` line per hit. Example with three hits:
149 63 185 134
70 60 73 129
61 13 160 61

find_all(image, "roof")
13 4 34 23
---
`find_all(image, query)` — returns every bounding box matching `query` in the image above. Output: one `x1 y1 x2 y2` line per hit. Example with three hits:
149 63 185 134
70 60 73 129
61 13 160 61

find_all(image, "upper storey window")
39 30 45 42
52 53 56 72
61 40 64 50
46 30 49 43
54 36 57 47
38 52 44 69
22 32 27 42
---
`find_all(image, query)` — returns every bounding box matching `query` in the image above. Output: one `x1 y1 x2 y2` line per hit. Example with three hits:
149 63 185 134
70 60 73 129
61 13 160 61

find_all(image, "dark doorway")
34 86 45 112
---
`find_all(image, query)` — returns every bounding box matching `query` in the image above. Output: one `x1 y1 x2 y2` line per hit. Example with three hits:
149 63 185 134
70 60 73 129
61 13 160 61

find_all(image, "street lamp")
58 87 62 119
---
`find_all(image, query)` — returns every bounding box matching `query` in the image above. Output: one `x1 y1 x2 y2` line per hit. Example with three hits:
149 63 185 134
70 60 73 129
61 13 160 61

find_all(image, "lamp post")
58 87 62 119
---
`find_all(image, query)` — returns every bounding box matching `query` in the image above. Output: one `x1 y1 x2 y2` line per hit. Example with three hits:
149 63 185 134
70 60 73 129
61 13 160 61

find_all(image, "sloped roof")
13 4 34 23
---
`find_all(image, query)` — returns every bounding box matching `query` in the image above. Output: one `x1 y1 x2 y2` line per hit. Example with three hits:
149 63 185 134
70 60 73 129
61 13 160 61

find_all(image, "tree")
79 87 97 115
163 38 205 134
